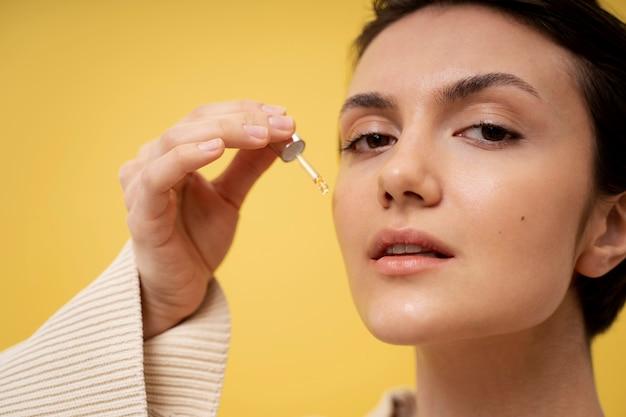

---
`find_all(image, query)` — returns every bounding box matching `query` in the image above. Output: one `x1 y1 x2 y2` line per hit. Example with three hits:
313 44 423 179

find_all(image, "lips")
367 228 455 260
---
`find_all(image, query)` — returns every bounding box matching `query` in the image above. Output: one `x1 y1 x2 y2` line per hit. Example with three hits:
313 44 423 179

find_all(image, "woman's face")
332 4 597 345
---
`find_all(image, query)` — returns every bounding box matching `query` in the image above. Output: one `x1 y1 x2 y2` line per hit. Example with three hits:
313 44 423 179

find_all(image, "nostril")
404 190 423 200
384 192 393 201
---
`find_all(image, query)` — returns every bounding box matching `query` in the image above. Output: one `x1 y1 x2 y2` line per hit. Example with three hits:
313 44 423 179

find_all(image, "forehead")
349 4 577 108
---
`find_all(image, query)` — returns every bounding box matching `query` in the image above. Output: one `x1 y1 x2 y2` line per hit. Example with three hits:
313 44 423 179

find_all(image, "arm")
0 239 231 417
0 99 291 417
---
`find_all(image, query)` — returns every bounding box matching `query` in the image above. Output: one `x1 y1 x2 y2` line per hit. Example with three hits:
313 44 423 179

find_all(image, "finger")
179 99 287 123
137 138 160 162
119 159 141 190
212 146 280 210
123 178 138 211
134 138 225 220
119 159 146 211
121 137 200 211
158 111 295 156
134 101 289 165
124 171 191 212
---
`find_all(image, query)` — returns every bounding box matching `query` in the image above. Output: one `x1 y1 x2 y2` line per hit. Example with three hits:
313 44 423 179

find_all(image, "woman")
1 0 625 416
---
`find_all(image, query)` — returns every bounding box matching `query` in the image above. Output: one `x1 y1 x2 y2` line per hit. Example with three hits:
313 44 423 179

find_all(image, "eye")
455 122 522 147
341 132 397 154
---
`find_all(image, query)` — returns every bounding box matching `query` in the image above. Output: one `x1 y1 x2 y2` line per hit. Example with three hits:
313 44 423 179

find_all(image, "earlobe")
575 192 626 278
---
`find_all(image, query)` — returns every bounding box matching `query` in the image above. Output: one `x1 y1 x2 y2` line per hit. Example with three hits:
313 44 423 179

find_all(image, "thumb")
212 146 279 209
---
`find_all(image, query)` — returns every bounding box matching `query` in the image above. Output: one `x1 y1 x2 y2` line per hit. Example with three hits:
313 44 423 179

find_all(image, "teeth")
406 244 423 253
385 244 430 255
392 245 405 255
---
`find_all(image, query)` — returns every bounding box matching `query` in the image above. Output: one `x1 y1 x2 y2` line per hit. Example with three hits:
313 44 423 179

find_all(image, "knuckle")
173 147 191 173
191 103 214 117
118 160 137 186
140 167 156 191
172 145 187 164
137 142 152 159
250 110 269 126
140 137 160 154
236 111 265 129
240 111 254 126
160 128 179 150
217 117 230 138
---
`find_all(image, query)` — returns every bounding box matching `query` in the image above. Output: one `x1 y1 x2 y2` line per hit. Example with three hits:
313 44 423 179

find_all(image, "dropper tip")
314 176 330 195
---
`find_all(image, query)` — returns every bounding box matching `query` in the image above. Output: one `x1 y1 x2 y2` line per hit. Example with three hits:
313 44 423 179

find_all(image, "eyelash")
341 122 523 153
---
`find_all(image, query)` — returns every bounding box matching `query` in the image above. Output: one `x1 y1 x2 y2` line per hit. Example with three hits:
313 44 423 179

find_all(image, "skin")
119 100 296 339
332 4 626 417
120 3 626 415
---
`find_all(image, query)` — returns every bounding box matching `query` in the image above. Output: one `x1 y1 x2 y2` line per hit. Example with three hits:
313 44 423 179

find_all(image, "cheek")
332 167 381 308
331 145 591 345
451 155 586 334
332 169 371 261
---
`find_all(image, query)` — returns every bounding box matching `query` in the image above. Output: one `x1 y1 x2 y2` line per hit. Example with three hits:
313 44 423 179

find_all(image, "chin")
354 293 450 345
361 307 502 347
354 291 539 347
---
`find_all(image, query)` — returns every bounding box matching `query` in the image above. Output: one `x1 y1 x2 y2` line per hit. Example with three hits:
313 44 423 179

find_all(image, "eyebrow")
439 72 541 103
339 92 396 116
339 72 541 117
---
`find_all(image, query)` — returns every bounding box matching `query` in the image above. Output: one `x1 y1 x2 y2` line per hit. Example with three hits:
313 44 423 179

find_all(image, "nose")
377 131 442 210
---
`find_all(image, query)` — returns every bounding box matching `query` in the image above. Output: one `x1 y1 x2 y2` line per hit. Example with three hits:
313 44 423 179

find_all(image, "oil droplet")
314 176 329 195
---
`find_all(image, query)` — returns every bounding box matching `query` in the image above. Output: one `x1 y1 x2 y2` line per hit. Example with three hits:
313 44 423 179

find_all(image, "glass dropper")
268 132 329 195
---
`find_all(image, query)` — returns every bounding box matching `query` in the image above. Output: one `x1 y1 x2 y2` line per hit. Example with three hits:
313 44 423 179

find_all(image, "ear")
576 192 626 278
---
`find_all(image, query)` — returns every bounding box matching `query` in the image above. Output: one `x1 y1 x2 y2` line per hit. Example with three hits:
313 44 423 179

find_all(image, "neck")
413 288 604 417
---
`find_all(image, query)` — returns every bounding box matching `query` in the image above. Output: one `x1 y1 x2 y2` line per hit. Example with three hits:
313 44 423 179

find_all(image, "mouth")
367 228 454 276
368 228 455 261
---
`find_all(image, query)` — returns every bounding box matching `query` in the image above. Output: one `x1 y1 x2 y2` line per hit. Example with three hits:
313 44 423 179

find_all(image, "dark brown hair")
352 0 626 341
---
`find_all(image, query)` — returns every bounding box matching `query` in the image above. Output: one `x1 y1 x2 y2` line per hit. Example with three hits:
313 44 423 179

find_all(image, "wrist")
139 283 187 341
142 307 180 340
138 275 209 340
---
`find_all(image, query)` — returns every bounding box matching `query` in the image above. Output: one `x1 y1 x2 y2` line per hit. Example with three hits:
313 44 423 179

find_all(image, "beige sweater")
0 239 416 417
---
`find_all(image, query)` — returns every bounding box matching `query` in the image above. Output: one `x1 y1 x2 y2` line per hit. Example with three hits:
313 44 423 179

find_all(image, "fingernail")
261 103 286 114
243 124 269 139
268 115 294 130
198 138 222 151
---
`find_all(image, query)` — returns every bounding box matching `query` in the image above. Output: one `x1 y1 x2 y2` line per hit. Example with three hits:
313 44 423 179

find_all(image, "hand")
118 100 295 339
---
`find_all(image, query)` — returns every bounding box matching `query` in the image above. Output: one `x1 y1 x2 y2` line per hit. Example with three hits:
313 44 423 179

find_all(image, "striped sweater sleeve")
0 238 231 417
363 387 416 417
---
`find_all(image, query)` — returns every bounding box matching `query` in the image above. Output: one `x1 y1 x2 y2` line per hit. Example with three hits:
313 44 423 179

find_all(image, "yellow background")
1 1 624 416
